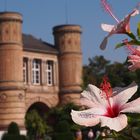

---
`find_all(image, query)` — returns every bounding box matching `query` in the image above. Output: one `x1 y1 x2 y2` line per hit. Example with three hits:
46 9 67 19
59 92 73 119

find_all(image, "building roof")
23 34 58 54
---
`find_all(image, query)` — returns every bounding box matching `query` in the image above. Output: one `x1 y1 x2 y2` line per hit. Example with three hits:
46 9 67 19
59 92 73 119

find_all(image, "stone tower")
53 25 82 104
0 12 25 132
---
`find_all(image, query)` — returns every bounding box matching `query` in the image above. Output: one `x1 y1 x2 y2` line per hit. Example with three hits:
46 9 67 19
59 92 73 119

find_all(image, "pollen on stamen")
100 76 112 98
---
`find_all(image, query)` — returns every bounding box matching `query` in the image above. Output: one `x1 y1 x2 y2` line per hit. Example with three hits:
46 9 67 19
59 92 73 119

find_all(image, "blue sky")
1 0 140 64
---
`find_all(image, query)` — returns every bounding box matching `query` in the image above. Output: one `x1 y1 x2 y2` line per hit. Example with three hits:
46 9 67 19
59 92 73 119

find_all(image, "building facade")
0 11 82 133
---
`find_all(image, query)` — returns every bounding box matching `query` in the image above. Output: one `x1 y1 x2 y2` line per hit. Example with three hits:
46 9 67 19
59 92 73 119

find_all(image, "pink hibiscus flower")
71 77 140 132
100 0 139 50
128 46 140 71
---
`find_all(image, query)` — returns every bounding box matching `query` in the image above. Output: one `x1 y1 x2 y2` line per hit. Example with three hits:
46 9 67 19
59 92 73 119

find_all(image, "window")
23 58 28 84
32 59 41 85
46 61 53 86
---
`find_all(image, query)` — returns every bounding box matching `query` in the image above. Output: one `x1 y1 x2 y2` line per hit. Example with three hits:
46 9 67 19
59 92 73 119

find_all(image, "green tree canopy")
83 55 140 88
25 110 47 140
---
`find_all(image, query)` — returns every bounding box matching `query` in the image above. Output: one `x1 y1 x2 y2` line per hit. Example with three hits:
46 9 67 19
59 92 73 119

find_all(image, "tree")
83 55 110 88
83 55 140 88
25 110 47 140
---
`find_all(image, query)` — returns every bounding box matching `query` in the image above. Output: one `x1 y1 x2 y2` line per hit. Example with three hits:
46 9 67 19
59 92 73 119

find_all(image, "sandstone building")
0 11 82 134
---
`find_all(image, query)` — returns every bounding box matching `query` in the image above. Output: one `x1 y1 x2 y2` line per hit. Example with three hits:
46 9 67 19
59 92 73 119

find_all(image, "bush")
53 120 75 140
7 122 20 135
54 120 70 132
53 132 75 140
2 122 28 140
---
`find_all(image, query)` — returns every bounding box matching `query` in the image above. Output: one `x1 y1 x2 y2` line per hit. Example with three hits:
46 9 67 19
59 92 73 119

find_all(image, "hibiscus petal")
128 55 140 61
100 36 108 50
80 97 107 111
112 82 138 106
131 58 140 63
128 62 140 71
128 65 137 71
71 109 100 127
134 46 140 55
80 98 99 108
81 84 103 104
99 114 128 132
113 82 137 95
131 9 139 16
121 97 140 113
101 24 115 32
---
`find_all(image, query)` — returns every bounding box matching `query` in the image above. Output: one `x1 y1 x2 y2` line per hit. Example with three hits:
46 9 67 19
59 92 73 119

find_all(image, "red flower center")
100 76 120 118
105 105 120 118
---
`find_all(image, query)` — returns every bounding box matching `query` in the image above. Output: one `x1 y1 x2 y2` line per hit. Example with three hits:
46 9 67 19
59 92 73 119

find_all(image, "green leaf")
115 42 125 49
115 40 140 49
126 32 137 40
137 22 140 39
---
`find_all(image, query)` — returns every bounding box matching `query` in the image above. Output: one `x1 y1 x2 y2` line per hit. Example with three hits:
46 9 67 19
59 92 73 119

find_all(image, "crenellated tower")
53 25 82 105
0 12 25 132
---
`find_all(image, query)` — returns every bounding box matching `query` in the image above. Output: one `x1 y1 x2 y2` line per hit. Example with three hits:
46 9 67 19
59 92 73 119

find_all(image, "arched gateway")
26 96 57 111
26 101 50 118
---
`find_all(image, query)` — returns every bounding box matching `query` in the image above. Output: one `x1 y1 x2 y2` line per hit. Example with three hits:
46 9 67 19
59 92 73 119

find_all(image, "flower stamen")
101 0 120 23
100 76 116 117
100 76 112 98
